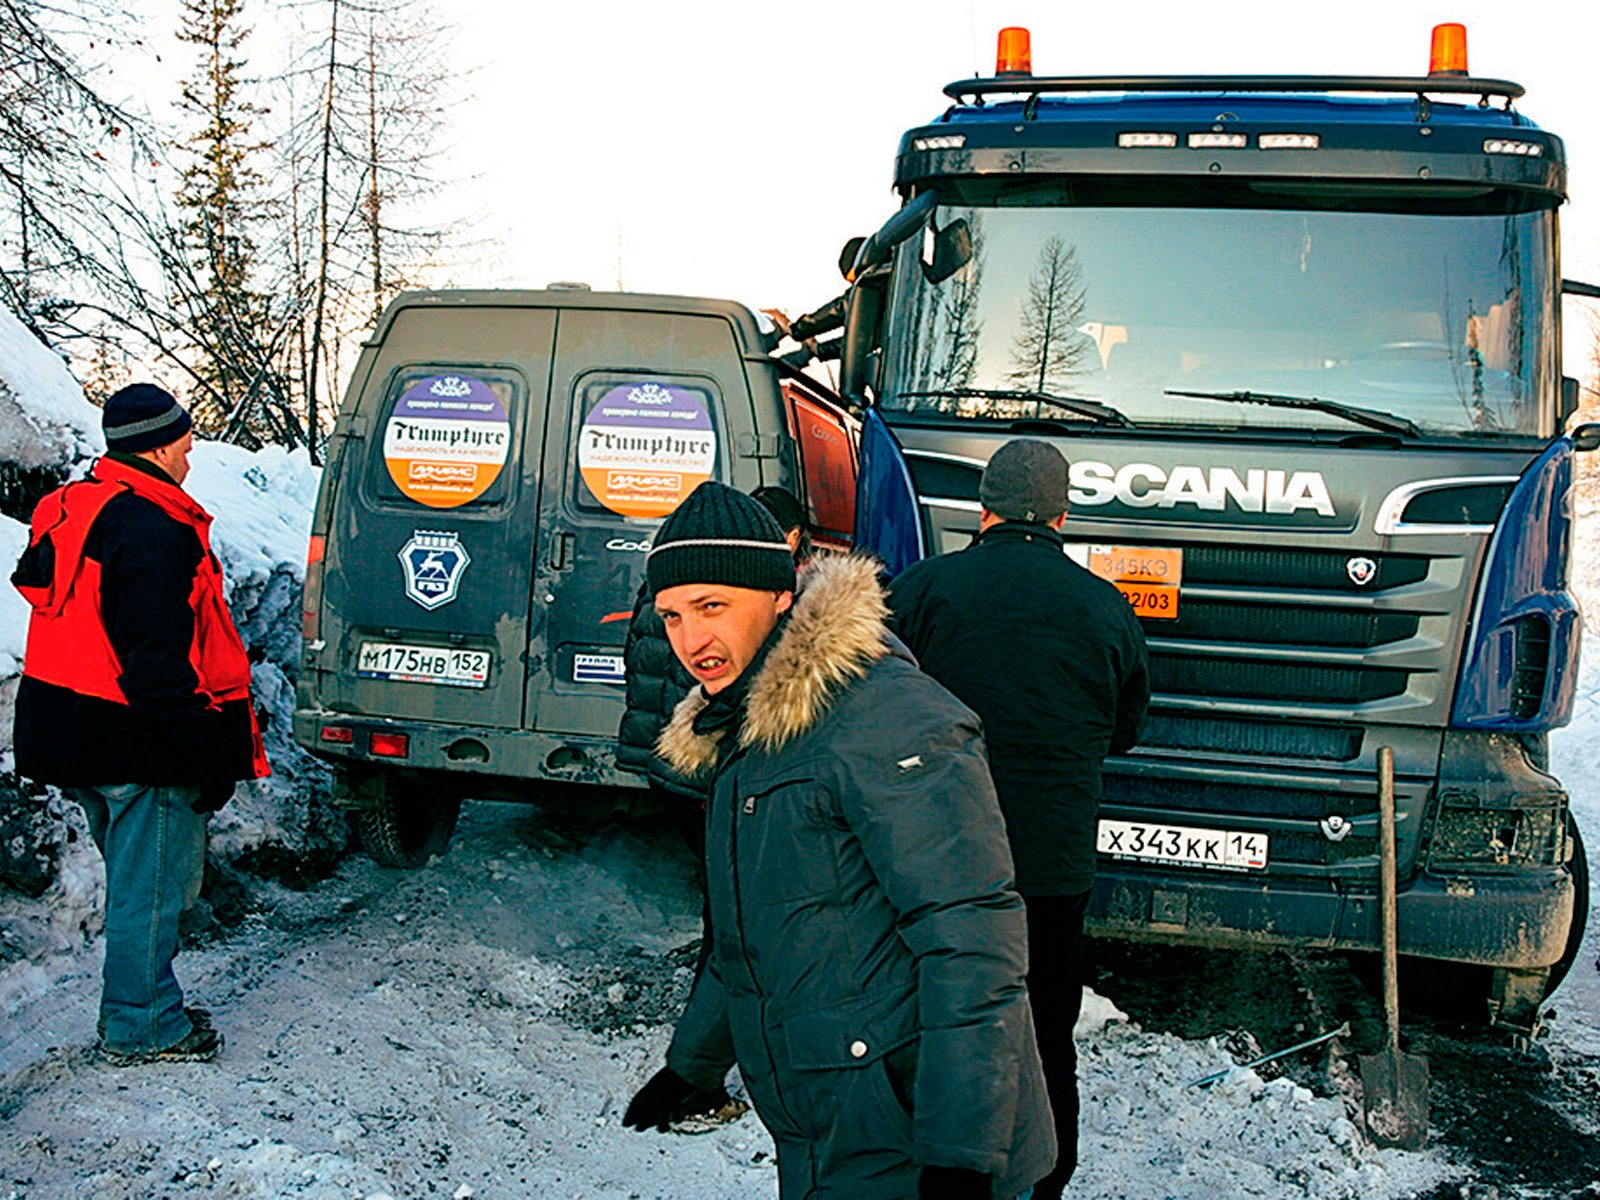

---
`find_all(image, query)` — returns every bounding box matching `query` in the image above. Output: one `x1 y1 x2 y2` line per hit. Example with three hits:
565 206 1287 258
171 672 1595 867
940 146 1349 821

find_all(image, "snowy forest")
2 0 452 460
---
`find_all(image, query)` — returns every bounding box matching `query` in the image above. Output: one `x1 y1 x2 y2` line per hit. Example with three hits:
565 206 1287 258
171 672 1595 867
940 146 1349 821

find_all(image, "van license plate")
1097 818 1268 871
357 641 490 688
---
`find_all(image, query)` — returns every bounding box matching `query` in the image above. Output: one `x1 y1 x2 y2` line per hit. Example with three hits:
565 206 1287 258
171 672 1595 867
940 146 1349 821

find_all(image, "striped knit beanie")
647 482 797 597
103 383 193 453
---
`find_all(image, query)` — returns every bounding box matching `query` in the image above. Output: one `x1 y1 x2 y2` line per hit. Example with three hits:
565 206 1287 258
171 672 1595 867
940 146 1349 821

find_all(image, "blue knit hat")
103 383 193 453
647 482 797 597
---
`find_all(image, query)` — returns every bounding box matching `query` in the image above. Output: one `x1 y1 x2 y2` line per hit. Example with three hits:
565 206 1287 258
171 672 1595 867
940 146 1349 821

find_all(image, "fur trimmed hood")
656 554 890 776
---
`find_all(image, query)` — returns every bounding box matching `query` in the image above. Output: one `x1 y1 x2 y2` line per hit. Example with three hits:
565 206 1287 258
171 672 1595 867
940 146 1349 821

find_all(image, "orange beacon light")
1429 22 1468 77
996 26 1032 77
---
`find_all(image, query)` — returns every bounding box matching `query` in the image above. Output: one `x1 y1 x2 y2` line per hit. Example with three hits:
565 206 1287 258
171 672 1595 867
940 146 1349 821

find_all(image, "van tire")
1545 813 1590 995
357 784 461 868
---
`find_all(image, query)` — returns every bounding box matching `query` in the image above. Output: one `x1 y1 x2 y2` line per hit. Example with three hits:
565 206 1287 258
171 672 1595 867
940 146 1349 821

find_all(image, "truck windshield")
882 196 1555 438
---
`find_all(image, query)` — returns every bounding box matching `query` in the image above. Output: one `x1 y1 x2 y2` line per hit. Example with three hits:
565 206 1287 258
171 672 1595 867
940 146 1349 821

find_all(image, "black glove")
918 1165 991 1200
192 779 236 813
622 1066 721 1133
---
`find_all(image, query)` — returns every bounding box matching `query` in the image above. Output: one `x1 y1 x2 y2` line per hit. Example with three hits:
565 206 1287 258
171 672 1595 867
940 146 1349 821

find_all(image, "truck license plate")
1097 818 1268 871
1066 544 1182 619
357 641 490 688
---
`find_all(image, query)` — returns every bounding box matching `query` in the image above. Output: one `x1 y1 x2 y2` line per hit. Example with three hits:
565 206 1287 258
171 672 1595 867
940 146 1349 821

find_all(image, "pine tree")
173 0 293 445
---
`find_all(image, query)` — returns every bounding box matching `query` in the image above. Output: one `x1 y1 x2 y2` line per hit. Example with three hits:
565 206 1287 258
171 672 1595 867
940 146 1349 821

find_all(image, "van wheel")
1545 813 1590 995
357 783 460 868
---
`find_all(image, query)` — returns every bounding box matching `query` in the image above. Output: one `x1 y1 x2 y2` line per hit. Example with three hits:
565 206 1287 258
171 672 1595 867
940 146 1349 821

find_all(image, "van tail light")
303 534 326 642
320 725 354 744
1451 439 1581 731
370 732 410 758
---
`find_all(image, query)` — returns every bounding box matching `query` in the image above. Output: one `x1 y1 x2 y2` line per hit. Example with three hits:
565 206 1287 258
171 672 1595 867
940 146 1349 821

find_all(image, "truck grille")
1161 600 1418 648
1150 656 1409 703
1139 713 1361 760
1182 546 1428 591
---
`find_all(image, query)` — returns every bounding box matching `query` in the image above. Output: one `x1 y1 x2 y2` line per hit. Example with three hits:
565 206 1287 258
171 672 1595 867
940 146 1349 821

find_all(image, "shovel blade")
1359 1049 1431 1149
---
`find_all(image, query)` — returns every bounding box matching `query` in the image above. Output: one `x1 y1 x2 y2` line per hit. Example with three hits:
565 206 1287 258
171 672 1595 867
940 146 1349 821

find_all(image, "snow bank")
0 305 101 471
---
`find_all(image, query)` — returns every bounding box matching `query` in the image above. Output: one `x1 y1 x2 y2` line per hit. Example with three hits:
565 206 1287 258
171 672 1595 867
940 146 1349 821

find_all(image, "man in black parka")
888 438 1150 1198
621 481 1054 1200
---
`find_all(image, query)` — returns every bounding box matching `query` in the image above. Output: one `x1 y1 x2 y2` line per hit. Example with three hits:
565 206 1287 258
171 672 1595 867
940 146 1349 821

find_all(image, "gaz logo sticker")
384 374 510 508
578 382 716 518
399 530 471 610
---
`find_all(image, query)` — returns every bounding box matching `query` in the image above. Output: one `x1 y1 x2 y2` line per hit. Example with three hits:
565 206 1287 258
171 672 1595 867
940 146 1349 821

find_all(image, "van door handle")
552 532 576 571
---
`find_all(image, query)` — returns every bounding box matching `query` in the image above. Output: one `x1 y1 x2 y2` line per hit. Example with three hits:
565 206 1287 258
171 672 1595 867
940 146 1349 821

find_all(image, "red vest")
17 457 269 778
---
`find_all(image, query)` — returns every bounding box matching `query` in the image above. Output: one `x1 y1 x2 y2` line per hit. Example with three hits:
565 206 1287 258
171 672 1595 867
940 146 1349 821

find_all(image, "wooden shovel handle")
1378 745 1400 1052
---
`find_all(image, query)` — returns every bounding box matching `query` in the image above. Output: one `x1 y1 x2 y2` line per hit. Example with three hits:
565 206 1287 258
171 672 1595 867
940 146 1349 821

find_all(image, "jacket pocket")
780 986 919 1150
737 778 843 904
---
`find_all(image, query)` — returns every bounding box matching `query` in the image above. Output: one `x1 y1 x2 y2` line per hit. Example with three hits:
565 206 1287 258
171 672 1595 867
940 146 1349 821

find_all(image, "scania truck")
839 24 1591 1028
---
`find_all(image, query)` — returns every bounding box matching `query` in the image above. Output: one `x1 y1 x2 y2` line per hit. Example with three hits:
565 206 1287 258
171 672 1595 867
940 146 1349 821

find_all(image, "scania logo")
1068 461 1336 516
1346 557 1378 586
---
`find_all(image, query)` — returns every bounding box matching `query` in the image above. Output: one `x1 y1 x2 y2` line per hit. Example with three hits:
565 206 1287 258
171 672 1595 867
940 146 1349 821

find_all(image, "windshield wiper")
1165 388 1420 438
896 387 1133 427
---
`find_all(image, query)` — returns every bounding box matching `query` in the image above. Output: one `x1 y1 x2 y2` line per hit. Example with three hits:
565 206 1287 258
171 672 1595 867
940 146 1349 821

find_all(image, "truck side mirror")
921 217 974 285
1561 376 1580 422
1571 422 1600 452
840 267 889 405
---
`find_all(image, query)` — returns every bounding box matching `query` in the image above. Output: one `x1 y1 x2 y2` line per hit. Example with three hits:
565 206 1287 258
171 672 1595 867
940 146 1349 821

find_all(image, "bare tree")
0 0 159 343
274 0 453 460
1007 234 1090 393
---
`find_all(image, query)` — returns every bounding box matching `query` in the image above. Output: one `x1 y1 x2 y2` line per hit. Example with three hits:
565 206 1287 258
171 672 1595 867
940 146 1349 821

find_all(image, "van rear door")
320 303 554 731
531 305 754 737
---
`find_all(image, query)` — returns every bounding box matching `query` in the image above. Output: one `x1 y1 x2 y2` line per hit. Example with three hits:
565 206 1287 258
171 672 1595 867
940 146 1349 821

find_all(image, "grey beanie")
979 438 1070 522
647 482 797 596
103 383 193 453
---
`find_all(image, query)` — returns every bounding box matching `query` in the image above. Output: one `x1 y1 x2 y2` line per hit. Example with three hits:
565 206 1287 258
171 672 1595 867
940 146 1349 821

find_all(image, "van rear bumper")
292 708 646 794
1087 862 1575 969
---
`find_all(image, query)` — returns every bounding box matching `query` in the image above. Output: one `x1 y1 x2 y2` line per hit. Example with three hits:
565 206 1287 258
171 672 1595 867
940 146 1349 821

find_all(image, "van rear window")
368 370 519 509
571 375 724 519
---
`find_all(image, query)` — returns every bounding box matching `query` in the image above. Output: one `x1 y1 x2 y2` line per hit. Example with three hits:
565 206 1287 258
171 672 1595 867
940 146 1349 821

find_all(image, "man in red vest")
10 383 269 1066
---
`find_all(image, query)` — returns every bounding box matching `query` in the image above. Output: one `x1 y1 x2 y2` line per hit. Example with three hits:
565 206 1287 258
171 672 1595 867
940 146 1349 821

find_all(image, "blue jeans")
70 783 207 1053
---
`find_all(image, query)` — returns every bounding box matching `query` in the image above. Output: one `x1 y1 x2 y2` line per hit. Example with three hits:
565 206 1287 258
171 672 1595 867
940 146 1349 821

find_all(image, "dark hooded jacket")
658 554 1055 1199
616 582 704 800
887 520 1150 895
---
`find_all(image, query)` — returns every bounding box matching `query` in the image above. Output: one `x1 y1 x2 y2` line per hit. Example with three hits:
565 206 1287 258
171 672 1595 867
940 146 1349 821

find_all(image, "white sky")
97 0 1600 376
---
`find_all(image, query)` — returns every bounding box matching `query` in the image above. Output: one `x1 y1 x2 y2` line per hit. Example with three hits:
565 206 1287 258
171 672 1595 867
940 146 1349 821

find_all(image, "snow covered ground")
0 310 1594 1197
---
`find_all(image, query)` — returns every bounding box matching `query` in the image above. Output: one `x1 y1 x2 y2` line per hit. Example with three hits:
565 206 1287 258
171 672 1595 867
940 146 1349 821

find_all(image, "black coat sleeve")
1110 607 1151 754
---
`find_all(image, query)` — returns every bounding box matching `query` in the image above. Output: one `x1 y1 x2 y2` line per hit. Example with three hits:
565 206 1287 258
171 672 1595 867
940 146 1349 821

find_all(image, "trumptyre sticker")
578 382 715 518
384 374 510 508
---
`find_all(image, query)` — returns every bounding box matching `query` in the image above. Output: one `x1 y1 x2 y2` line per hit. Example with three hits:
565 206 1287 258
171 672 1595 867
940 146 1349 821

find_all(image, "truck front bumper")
1088 862 1575 970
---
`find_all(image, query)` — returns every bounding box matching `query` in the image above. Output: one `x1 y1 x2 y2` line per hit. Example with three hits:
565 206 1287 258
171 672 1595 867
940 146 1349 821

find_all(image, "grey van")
293 289 859 865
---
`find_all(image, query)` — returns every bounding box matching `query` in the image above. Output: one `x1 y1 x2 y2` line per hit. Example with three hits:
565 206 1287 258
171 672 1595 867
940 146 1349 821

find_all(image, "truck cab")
843 27 1589 1028
294 289 857 865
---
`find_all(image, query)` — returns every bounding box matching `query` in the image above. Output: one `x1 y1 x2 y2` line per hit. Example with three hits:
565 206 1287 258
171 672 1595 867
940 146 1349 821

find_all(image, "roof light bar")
1483 138 1543 157
1259 133 1321 150
1188 132 1248 149
913 134 967 151
1118 131 1178 148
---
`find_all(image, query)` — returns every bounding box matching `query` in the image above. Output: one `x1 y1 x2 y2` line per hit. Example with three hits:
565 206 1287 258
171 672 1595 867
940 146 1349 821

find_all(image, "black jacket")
660 554 1054 1198
888 521 1150 895
616 583 705 801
